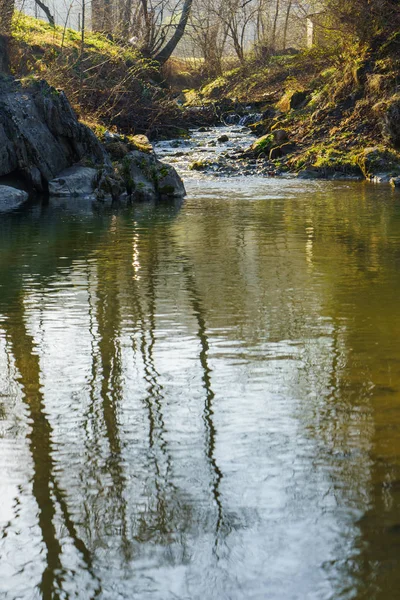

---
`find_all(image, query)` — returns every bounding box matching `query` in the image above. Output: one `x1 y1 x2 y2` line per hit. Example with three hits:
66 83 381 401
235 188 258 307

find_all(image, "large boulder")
0 186 29 211
0 78 109 192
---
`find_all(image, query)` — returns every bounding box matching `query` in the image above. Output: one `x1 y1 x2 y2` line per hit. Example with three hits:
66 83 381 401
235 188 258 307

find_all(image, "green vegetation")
10 13 183 138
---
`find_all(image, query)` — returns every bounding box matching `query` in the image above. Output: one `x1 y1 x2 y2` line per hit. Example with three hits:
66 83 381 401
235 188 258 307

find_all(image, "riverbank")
182 35 400 184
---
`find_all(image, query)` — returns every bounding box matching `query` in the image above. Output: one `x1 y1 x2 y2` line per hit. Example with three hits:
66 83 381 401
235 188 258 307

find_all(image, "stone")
269 146 282 160
357 147 400 179
0 78 109 192
218 134 229 143
384 100 400 149
0 186 29 211
289 90 310 110
279 142 297 156
248 119 273 137
122 151 186 200
372 173 393 183
130 134 152 153
48 166 98 197
129 164 157 201
155 162 186 197
297 169 322 179
273 129 289 144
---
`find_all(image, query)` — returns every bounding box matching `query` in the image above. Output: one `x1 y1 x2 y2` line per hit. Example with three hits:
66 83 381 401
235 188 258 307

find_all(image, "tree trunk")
153 0 193 64
272 0 280 51
283 0 292 49
34 0 55 26
0 0 14 73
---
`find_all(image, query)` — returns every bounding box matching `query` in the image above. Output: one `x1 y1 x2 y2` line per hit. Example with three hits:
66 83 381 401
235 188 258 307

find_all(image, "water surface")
1 174 400 599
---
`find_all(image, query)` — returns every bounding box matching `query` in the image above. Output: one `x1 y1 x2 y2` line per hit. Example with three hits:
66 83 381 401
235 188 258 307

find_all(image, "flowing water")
2 128 400 599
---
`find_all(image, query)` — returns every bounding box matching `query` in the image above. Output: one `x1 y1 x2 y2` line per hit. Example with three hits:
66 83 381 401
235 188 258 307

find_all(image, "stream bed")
1 127 400 599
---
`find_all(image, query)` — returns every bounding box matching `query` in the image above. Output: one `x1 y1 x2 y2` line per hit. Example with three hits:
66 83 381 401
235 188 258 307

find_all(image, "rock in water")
0 186 29 211
48 167 98 197
0 78 109 192
121 151 186 200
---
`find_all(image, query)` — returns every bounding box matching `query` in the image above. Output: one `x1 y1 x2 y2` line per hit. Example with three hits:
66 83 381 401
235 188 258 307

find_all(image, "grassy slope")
10 13 183 138
194 39 400 177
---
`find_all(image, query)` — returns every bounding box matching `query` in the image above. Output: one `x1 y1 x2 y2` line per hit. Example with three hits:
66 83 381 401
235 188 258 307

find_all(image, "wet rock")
218 134 229 143
372 173 393 183
95 170 126 201
126 163 157 201
122 151 185 199
0 186 29 211
49 166 98 197
297 169 323 179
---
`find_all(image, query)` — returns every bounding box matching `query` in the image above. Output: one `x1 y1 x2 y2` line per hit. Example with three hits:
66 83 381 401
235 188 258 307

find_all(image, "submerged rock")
0 186 29 211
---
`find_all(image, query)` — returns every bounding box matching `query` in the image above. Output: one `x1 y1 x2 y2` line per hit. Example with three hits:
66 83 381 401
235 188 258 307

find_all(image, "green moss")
189 161 208 171
356 146 400 177
251 134 275 155
292 143 362 175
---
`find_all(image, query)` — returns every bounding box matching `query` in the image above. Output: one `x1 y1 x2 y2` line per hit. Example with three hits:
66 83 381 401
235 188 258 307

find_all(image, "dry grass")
10 13 182 137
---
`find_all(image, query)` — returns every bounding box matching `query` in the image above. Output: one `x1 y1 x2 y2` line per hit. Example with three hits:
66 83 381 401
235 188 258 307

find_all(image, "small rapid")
154 124 267 179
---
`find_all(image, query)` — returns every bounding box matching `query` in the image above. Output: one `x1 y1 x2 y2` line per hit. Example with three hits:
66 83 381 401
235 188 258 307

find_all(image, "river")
1 127 400 599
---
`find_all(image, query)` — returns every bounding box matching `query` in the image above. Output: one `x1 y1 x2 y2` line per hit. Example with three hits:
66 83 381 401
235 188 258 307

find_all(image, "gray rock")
297 169 322 179
372 173 393 183
0 186 29 211
129 164 157 202
155 163 186 197
49 166 98 197
123 151 186 200
0 78 109 192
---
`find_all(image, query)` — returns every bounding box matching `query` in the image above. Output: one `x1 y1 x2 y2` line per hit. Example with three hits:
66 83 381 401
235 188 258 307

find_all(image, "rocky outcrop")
0 77 186 203
0 78 109 192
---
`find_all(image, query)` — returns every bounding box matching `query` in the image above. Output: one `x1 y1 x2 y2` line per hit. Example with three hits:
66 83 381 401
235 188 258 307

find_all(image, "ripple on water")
0 172 400 598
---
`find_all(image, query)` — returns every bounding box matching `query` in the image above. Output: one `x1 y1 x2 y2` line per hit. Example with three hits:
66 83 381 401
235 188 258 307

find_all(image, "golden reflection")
132 231 141 278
